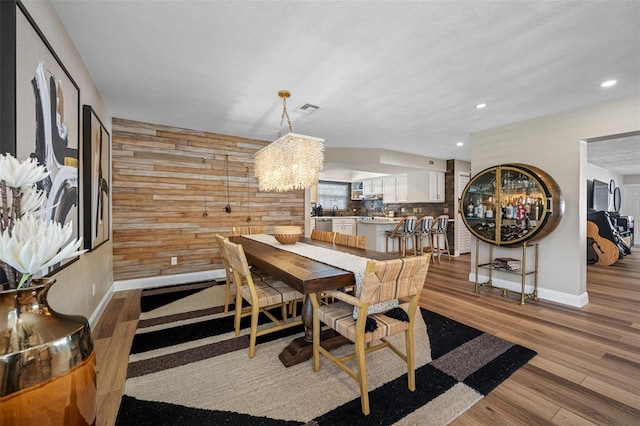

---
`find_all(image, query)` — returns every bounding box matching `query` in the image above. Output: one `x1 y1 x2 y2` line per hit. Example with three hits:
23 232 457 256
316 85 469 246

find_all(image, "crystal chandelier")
254 90 324 192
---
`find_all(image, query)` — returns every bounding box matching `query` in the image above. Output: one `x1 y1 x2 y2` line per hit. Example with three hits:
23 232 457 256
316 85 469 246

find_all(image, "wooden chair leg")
249 304 260 358
234 293 243 336
355 335 370 415
224 280 231 313
406 326 416 391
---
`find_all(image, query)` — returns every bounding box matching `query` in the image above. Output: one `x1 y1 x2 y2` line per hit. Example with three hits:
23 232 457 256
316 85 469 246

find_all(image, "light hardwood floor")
94 249 640 425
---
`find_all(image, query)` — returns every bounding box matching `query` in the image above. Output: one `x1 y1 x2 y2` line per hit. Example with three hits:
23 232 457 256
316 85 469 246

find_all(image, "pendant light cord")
225 155 232 214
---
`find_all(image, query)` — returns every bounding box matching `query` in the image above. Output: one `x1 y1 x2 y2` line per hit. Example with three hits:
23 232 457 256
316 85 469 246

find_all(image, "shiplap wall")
111 118 304 281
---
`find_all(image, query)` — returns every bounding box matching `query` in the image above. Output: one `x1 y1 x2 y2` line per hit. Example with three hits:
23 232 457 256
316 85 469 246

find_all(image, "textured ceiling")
51 1 640 176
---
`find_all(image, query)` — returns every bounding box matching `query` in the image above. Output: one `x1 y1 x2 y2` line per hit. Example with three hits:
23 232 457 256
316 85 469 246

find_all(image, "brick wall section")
111 118 304 281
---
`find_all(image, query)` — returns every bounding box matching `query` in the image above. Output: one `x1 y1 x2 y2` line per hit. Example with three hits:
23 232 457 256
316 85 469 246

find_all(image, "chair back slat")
311 229 336 243
223 239 252 281
415 215 434 233
432 215 449 232
360 255 430 305
402 217 417 233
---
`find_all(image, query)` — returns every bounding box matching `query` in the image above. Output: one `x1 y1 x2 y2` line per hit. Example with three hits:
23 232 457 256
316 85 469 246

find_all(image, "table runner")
242 234 399 315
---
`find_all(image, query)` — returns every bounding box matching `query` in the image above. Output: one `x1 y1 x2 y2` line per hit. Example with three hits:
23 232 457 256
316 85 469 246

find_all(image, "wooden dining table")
229 235 399 367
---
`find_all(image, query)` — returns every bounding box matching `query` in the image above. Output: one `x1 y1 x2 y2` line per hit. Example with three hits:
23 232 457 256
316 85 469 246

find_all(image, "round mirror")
609 179 616 194
613 186 621 212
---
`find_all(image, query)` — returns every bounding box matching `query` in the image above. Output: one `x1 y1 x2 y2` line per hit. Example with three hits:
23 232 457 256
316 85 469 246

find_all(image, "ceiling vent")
295 103 321 114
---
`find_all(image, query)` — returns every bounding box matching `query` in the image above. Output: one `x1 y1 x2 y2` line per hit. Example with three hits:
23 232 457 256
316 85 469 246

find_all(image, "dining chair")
311 229 336 243
232 226 250 236
311 254 431 415
334 233 366 249
334 232 350 246
232 225 265 236
385 216 417 256
223 238 303 358
413 215 434 254
430 215 451 262
248 225 265 234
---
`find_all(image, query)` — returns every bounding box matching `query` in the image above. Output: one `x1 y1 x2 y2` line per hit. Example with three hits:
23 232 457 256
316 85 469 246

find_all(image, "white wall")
471 95 640 306
22 0 113 325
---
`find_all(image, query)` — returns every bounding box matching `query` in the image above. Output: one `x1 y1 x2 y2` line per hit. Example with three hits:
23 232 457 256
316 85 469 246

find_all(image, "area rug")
115 282 536 425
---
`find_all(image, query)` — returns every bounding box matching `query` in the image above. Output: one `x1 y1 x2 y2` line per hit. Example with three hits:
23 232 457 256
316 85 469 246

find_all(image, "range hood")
363 193 383 200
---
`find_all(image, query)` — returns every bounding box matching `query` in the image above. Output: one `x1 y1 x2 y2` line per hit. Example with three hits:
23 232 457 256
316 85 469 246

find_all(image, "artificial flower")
0 215 84 288
1 153 84 289
0 154 49 189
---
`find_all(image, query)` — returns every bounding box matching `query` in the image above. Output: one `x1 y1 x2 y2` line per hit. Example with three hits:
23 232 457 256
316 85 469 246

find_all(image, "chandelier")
254 90 324 192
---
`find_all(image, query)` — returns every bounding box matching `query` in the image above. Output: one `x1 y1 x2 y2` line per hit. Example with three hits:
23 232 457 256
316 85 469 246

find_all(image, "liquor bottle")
525 195 531 218
516 197 526 221
485 196 494 218
505 198 514 219
467 199 474 217
477 197 486 218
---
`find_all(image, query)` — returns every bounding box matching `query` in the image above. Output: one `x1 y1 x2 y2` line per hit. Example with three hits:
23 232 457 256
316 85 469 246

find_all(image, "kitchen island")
356 218 401 252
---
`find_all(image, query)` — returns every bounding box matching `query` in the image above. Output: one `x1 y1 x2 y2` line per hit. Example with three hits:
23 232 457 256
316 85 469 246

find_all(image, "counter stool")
430 215 451 262
386 216 417 256
414 215 434 254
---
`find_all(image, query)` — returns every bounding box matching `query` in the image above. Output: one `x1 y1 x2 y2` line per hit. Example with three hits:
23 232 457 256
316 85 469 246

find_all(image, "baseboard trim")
88 286 115 330
468 272 589 307
113 269 226 292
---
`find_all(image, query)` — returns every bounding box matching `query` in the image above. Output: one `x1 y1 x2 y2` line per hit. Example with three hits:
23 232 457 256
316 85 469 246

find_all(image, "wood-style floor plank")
94 249 640 425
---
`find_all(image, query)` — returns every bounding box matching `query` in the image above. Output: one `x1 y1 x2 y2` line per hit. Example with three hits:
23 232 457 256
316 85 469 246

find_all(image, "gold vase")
0 279 96 425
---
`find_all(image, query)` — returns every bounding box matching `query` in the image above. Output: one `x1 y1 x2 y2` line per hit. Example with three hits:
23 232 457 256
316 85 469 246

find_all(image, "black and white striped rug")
115 282 536 425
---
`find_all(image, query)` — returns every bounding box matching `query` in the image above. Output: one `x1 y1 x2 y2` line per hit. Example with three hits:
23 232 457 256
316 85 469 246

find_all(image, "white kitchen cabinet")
332 218 356 235
427 171 445 202
395 174 408 202
382 175 408 203
382 177 396 202
363 178 383 196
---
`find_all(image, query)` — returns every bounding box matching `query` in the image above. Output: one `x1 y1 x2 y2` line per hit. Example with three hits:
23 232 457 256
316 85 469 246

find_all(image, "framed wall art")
83 105 110 250
2 1 81 276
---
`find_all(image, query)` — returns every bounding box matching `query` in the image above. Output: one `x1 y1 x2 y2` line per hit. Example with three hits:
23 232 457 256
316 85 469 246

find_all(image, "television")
591 179 609 211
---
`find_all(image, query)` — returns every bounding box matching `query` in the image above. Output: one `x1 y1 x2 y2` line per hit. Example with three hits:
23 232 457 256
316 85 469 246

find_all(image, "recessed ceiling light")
600 80 617 88
456 141 464 147
475 103 487 109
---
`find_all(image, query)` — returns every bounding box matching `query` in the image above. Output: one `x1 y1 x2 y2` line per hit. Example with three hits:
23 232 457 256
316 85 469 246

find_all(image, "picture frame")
83 105 111 251
2 1 81 276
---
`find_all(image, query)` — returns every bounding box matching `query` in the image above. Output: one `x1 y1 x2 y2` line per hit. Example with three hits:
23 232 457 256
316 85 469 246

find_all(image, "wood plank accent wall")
111 118 304 281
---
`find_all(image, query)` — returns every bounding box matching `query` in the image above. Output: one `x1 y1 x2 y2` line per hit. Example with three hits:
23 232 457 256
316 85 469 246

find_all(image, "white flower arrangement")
0 153 85 289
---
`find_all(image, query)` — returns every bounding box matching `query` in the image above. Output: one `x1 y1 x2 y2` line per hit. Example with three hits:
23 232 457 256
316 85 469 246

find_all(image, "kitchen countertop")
312 216 400 224
357 219 400 224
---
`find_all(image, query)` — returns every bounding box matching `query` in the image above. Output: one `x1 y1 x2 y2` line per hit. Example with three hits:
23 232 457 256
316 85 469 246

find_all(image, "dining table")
229 235 400 367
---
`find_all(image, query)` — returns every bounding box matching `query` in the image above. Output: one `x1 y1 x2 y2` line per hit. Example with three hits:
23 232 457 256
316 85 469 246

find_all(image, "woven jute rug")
115 282 536 425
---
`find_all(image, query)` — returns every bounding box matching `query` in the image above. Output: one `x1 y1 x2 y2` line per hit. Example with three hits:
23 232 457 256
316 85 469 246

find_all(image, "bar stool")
386 216 417 256
413 215 434 254
430 215 451 262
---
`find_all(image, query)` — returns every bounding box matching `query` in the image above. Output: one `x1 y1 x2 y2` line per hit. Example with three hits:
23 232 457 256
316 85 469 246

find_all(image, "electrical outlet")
171 256 178 265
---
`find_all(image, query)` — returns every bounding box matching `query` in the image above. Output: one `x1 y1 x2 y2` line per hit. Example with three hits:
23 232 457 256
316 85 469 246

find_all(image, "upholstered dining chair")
413 215 434 254
385 216 417 256
311 229 336 243
430 215 451 263
222 238 303 358
311 254 431 415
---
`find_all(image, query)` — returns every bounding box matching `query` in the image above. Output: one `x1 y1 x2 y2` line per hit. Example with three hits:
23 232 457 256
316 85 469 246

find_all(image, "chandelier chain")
278 96 294 137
